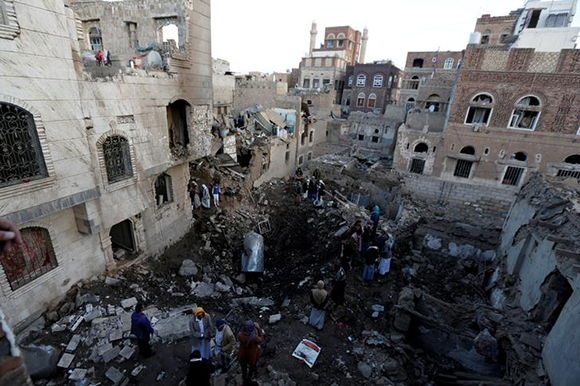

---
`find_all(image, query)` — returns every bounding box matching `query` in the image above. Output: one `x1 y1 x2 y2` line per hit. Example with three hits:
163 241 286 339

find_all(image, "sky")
210 0 575 74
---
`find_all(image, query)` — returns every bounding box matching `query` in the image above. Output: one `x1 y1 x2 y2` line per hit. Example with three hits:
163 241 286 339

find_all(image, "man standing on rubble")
214 319 235 372
131 303 155 358
212 182 221 207
330 263 346 306
362 245 379 282
189 307 214 361
238 320 264 384
309 280 329 330
370 206 380 234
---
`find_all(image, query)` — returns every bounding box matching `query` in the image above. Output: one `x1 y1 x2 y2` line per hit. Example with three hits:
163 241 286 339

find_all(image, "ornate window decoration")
155 173 173 206
0 227 58 291
0 103 48 188
356 75 366 87
102 135 133 184
0 0 20 40
465 93 494 126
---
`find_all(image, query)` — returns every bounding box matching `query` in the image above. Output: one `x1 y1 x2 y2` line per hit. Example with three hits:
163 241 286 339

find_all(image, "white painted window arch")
357 74 366 87
373 75 383 88
356 93 366 107
444 58 454 69
509 95 542 131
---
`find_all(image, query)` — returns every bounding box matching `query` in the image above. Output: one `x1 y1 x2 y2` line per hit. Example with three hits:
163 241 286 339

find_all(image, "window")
349 41 353 49
510 152 528 162
160 24 179 49
155 173 173 206
103 136 133 184
502 166 525 186
285 151 290 163
89 27 103 51
412 58 424 68
0 103 48 188
338 39 344 47
465 93 494 126
406 98 416 111
358 134 365 141
323 79 331 87
309 131 314 144
327 41 333 48
348 76 354 87
409 76 420 90
368 93 377 108
444 58 454 69
414 143 429 153
327 33 335 40
454 159 473 179
460 146 476 155
344 97 350 106
313 78 320 89
127 22 138 49
373 75 383 88
357 75 366 87
509 96 541 131
546 13 568 28
526 9 542 29
167 100 191 151
357 93 365 107
426 94 441 112
409 158 426 174
307 152 312 161
481 30 491 45
0 227 58 291
557 155 580 178
303 78 310 88
387 76 393 88
371 136 379 143
298 155 304 165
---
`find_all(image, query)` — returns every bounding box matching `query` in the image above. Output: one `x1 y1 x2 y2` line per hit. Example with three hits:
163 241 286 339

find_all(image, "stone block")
21 344 60 378
179 259 199 276
119 345 135 360
269 314 282 324
102 346 121 363
65 335 81 353
57 353 75 369
69 368 88 381
105 366 125 384
121 298 138 309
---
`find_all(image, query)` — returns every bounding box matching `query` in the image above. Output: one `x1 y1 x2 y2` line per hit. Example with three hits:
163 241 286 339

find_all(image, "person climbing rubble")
293 181 304 205
361 221 374 254
237 320 264 385
295 167 304 181
308 176 318 201
309 280 329 330
189 180 201 210
131 303 156 358
362 245 379 282
213 319 235 372
189 307 214 361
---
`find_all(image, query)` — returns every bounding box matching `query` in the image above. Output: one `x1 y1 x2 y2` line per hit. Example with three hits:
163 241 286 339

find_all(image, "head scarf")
216 319 225 328
316 280 325 289
312 281 328 306
373 206 380 214
194 307 206 317
242 320 256 347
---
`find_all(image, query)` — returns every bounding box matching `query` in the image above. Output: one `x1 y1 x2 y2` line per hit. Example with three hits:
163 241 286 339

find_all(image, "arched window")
167 99 191 151
160 24 179 49
327 33 336 40
373 75 383 88
444 58 454 69
460 146 476 155
406 97 416 110
0 103 48 188
89 27 103 51
564 155 580 164
481 29 491 45
509 96 541 131
337 33 345 47
500 28 511 43
0 227 58 290
356 75 366 87
409 75 420 90
309 130 314 144
387 75 393 88
511 152 528 162
465 93 494 126
356 93 366 107
414 142 429 153
368 93 377 108
155 173 173 206
413 58 424 68
426 94 441 112
103 135 133 183
337 33 345 39
303 78 310 88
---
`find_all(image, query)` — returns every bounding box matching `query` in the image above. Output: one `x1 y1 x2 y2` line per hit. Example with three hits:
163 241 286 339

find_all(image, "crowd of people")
188 180 221 210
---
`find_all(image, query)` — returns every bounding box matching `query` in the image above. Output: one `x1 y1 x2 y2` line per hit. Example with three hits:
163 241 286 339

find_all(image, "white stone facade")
0 0 213 329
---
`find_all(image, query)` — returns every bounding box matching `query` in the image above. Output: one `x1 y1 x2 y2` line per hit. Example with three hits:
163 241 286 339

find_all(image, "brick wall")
401 173 515 216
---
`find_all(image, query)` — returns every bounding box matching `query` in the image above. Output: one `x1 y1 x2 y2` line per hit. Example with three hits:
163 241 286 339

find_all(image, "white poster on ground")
292 339 321 368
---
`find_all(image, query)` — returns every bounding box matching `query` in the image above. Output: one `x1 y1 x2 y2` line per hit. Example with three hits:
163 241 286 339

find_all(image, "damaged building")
0 0 213 328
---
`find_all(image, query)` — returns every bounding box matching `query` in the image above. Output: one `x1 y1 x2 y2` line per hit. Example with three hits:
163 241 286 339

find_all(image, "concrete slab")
57 353 75 368
65 335 81 353
105 366 125 384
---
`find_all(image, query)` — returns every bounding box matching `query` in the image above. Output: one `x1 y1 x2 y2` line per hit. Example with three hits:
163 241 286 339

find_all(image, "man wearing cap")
189 307 214 361
214 319 236 372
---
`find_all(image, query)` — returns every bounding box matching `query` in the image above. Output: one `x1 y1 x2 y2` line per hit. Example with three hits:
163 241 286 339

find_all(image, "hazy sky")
210 0 575 74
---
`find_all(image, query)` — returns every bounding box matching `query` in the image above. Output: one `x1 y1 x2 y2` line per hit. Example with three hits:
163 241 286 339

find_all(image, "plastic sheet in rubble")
241 232 264 273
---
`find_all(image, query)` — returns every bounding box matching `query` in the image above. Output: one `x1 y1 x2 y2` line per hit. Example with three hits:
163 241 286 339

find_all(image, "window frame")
356 93 366 107
356 75 366 87
348 76 354 87
88 26 103 51
453 159 474 179
368 93 377 108
154 172 173 207
444 58 454 70
373 75 383 88
464 93 494 127
97 131 137 191
508 95 542 131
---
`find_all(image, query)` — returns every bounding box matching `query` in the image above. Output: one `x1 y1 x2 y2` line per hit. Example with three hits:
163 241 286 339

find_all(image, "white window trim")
508 111 541 131
356 75 366 87
368 93 377 108
576 126 580 135
463 93 495 127
444 58 454 70
373 75 383 88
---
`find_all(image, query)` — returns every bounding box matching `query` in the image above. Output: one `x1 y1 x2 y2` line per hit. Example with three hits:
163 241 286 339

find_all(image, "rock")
215 282 231 293
269 314 282 324
105 277 121 286
131 365 145 376
105 366 125 384
69 368 88 381
357 361 372 379
179 260 199 277
191 282 216 298
21 344 60 378
46 311 59 323
382 359 399 374
102 345 121 363
282 299 291 308
84 307 103 322
372 311 379 318
65 335 81 353
119 345 135 360
51 324 66 333
57 353 75 368
234 273 246 284
59 302 74 316
231 297 275 307
120 297 138 309
220 275 234 287
371 305 385 312
109 329 123 342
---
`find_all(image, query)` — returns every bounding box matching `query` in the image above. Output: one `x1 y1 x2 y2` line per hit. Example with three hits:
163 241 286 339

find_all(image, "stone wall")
233 79 288 114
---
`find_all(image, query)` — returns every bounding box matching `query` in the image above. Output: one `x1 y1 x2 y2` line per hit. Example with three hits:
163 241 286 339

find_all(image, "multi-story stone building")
213 58 235 114
0 0 213 329
341 61 401 115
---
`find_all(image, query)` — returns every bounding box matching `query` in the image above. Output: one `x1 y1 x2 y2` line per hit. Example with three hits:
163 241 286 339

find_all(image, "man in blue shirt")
131 303 155 358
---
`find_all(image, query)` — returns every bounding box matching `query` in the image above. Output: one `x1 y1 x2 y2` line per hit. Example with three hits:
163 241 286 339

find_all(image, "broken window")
285 151 290 163
412 58 424 68
356 75 366 87
502 166 525 186
414 142 429 153
0 227 58 291
338 39 344 47
358 134 365 141
409 158 425 174
444 58 454 69
511 152 528 162
357 93 365 107
303 78 310 88
323 79 331 87
368 93 377 108
454 159 473 179
480 30 491 45
509 96 541 130
313 78 320 89
160 24 179 49
307 152 312 161
298 155 304 165
465 93 494 126
556 155 580 178
155 173 173 206
89 26 103 51
103 135 133 184
526 9 542 29
167 99 190 151
127 22 138 49
373 75 383 88
110 219 135 255
425 94 441 112
0 102 48 188
545 13 568 28
408 76 419 90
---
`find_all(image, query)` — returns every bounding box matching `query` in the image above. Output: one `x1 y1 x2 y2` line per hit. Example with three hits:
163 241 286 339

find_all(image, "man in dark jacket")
186 350 213 386
131 303 155 358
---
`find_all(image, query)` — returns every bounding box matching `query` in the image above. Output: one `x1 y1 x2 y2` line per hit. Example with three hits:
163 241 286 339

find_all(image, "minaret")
309 21 317 57
359 27 369 63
